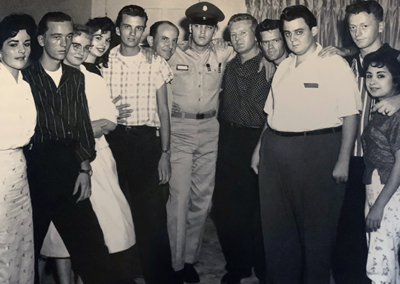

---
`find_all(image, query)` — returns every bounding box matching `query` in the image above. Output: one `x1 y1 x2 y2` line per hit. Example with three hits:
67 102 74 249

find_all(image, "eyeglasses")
71 42 93 53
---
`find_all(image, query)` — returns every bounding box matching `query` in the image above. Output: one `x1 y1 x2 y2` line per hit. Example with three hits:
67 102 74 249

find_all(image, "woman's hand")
366 204 384 232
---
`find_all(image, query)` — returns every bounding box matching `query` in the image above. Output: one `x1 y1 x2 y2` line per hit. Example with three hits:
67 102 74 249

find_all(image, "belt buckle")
125 126 132 131
196 113 205 119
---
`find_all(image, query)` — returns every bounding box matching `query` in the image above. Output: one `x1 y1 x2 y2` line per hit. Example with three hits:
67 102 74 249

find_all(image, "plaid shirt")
103 45 173 128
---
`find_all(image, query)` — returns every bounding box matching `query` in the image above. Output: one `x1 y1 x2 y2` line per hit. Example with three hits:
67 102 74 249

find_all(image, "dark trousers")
332 157 370 284
106 125 174 284
212 122 266 280
259 129 345 284
24 141 111 284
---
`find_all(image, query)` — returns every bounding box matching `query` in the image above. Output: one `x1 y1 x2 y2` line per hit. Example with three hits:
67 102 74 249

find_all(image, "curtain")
246 0 400 50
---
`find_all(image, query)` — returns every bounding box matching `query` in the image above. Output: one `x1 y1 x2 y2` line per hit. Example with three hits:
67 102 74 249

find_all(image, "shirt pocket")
171 65 195 96
204 63 222 94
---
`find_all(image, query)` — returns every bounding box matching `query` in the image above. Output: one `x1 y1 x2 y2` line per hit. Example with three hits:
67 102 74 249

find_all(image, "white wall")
91 0 247 42
0 0 92 26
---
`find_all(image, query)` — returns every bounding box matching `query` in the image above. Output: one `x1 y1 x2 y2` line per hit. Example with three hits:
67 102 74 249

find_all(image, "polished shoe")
171 269 184 284
184 263 200 283
220 272 242 284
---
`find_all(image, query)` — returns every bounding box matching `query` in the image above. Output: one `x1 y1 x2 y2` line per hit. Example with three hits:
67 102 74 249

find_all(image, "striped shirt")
22 61 96 163
350 43 400 157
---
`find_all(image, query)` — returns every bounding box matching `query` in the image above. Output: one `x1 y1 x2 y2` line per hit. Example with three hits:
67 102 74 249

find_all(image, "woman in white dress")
40 25 136 284
0 14 37 284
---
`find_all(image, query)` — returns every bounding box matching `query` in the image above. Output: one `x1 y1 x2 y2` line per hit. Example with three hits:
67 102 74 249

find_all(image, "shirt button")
198 72 201 74
199 85 201 88
199 98 202 101
67 132 71 135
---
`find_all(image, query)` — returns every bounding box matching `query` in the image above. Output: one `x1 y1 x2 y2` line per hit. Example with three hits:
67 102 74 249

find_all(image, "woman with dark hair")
0 13 37 283
362 50 400 283
84 17 115 76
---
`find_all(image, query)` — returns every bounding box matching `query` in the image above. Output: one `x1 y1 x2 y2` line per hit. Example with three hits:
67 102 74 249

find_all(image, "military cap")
185 2 225 26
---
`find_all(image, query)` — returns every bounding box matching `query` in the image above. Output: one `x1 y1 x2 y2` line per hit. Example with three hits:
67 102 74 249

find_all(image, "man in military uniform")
166 2 236 283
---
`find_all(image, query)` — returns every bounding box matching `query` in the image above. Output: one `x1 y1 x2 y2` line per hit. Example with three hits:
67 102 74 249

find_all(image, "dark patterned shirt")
22 61 96 163
362 110 400 184
220 52 271 127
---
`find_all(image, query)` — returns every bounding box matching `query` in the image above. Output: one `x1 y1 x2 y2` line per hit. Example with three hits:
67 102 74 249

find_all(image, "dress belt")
171 110 216 120
269 125 342 137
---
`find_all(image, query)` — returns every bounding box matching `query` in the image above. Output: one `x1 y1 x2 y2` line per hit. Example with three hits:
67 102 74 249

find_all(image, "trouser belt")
171 110 216 120
269 125 342 137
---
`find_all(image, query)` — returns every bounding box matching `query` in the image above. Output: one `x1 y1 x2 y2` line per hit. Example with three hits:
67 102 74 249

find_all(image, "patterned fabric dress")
0 63 36 283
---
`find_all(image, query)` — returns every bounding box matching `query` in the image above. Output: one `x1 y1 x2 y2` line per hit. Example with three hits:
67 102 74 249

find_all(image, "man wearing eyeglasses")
22 12 111 284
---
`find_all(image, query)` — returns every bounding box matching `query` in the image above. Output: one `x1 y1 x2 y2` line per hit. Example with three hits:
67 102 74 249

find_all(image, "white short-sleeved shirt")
265 43 361 132
81 67 118 151
103 45 173 128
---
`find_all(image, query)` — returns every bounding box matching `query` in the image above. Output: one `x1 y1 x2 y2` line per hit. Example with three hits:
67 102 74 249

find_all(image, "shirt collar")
288 42 322 69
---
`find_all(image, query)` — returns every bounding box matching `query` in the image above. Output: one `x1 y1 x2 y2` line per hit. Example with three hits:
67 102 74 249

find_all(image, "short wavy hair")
280 5 317 30
0 14 37 49
228 13 258 32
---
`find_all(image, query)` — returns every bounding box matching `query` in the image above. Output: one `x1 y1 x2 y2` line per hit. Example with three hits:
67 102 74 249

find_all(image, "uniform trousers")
212 122 266 280
23 141 111 284
106 125 174 284
259 129 345 284
167 116 219 271
332 157 370 284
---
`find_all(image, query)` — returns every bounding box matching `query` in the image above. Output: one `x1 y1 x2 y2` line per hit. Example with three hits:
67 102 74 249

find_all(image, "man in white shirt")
252 5 360 284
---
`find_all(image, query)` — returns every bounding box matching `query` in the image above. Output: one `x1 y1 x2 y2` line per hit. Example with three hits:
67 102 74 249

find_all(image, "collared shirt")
22 61 96 163
168 41 236 114
264 43 361 132
220 52 271 127
103 45 173 128
0 63 36 150
350 43 400 157
362 110 400 184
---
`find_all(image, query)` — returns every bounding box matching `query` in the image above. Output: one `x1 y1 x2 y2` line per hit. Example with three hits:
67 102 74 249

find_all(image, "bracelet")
161 149 171 155
79 169 93 177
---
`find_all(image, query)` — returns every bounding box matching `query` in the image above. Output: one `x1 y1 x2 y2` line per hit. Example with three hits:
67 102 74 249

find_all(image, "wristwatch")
79 169 93 176
161 149 171 155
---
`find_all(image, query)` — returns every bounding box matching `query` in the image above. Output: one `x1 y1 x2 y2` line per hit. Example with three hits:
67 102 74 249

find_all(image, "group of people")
1 0 400 284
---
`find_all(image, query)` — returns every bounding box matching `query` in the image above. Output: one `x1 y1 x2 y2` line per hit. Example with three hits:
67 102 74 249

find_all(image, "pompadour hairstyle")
37 11 72 36
116 5 148 28
228 13 258 32
255 19 280 43
280 5 317 30
345 1 383 22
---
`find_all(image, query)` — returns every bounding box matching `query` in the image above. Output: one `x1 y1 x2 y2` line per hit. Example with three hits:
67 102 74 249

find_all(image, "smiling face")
366 64 397 100
190 23 216 47
39 21 73 62
90 30 111 58
0 29 31 74
282 17 317 56
348 12 383 53
259 28 286 63
116 14 145 49
64 33 93 68
229 19 257 55
148 23 178 61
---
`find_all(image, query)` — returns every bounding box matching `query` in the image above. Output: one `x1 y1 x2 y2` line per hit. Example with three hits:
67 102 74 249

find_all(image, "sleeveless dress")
0 63 36 283
40 68 135 256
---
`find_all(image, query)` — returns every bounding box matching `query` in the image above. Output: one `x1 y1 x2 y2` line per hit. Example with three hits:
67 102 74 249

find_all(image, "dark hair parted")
149 21 179 38
116 5 148 29
255 19 280 43
280 5 317 30
363 50 400 93
86 17 115 36
228 13 258 32
37 11 72 36
0 13 37 49
345 1 383 22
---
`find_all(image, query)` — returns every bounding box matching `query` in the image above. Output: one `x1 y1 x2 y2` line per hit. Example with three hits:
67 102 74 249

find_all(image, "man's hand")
112 95 133 124
332 160 349 183
158 153 171 184
257 57 276 81
141 46 158 63
250 147 260 175
365 204 384 232
171 102 181 114
318 46 349 58
372 95 400 116
92 121 108 138
73 173 91 202
210 38 229 52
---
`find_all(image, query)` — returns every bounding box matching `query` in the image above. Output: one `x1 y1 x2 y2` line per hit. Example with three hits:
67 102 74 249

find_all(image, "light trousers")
167 116 219 271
